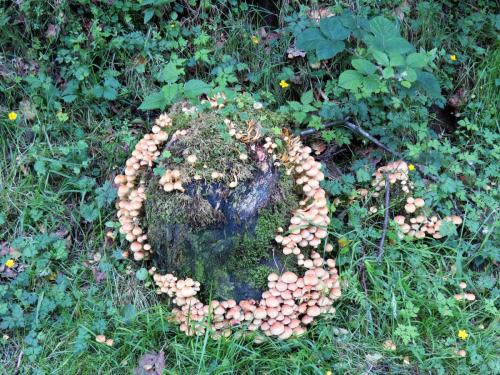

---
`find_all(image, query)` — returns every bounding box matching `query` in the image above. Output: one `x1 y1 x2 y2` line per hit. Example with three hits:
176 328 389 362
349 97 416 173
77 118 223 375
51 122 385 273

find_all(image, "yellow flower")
450 54 457 61
326 371 332 375
279 80 289 88
338 238 348 248
5 259 15 268
408 164 415 171
251 35 259 45
8 112 17 121
458 330 469 340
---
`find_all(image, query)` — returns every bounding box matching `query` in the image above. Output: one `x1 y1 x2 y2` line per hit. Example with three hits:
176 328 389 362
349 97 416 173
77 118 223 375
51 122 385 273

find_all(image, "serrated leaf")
389 53 405 67
161 83 180 104
183 79 211 99
406 52 428 69
382 66 394 78
300 90 314 105
296 28 325 51
352 58 377 75
372 50 389 66
316 40 345 60
319 17 350 40
404 68 417 82
102 86 117 100
80 202 99 222
138 91 168 111
416 71 442 99
338 70 364 90
159 62 184 83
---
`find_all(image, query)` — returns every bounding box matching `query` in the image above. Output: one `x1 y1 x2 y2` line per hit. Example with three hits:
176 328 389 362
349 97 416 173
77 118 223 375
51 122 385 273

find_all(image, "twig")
14 350 23 374
299 118 439 182
377 174 390 262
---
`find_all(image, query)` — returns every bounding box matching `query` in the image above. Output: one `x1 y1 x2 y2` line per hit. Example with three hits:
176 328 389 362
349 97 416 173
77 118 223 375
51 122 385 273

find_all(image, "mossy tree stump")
144 107 300 302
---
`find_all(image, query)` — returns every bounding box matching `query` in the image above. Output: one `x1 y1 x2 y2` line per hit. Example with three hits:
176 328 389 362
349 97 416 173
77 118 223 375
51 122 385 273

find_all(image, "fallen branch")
299 118 439 182
377 174 390 262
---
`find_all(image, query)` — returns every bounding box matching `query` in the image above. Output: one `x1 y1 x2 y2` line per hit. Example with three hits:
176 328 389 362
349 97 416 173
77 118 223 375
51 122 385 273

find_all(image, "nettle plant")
279 11 444 146
295 12 442 100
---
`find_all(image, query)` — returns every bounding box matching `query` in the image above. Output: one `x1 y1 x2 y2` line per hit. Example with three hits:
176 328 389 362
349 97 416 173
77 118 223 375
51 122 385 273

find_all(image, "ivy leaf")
296 28 325 51
338 70 363 90
352 58 377 75
316 40 345 60
319 17 350 40
183 79 211 99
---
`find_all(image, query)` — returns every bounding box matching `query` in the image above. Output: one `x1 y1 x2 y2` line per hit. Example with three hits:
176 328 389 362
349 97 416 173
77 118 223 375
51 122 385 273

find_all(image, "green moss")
224 173 300 290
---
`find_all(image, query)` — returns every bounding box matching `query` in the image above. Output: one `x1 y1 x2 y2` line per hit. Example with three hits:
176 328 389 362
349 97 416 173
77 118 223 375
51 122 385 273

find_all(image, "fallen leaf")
134 351 165 375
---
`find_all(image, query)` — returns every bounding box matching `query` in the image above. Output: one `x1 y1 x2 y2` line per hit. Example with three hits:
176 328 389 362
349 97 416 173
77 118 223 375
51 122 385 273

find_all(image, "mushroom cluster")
369 160 463 240
275 143 329 261
372 160 413 194
114 106 341 339
114 115 172 260
152 257 340 338
159 169 184 192
394 196 462 239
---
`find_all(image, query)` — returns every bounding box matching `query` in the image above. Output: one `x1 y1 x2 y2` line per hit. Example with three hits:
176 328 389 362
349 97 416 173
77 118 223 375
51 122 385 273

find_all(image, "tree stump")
143 108 299 302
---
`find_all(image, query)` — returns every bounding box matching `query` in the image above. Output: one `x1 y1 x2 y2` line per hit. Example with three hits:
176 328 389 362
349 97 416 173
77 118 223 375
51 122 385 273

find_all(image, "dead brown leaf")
134 351 165 375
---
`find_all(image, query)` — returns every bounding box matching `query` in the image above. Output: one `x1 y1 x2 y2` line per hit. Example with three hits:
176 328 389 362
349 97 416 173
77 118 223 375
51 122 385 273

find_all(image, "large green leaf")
406 52 428 69
364 16 413 54
296 28 325 51
158 62 184 83
416 71 442 99
162 83 181 103
316 40 345 60
372 50 389 66
369 16 398 36
338 70 364 90
183 79 211 98
352 58 377 75
138 91 169 110
319 17 350 40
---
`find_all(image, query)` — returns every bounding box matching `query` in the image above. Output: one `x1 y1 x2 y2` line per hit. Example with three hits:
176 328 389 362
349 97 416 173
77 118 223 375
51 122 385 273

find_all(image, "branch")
377 174 390 262
299 118 438 182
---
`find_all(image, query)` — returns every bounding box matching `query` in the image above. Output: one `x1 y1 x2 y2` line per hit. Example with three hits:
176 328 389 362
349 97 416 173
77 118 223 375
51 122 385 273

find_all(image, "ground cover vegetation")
0 0 498 374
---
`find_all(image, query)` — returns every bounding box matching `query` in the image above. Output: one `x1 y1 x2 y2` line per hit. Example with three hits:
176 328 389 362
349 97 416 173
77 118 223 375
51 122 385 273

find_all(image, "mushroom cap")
404 203 416 213
394 215 406 225
281 272 298 284
266 296 280 308
267 273 279 282
414 198 425 208
306 305 321 317
270 322 285 336
254 308 267 320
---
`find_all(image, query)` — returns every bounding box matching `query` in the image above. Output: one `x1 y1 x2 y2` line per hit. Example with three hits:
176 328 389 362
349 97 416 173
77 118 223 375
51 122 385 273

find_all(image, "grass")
1 1 498 374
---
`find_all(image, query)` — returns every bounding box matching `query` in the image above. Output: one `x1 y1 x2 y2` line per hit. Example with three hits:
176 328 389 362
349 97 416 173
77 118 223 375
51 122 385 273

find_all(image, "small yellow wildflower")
458 330 469 340
326 371 332 375
408 164 415 171
450 54 457 61
338 238 349 248
279 80 289 88
8 112 17 121
251 35 259 45
5 259 15 268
